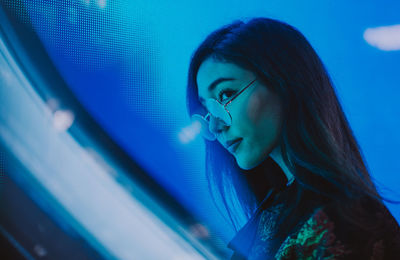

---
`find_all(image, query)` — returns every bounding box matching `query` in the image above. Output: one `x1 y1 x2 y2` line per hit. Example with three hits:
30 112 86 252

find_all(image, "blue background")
21 0 400 243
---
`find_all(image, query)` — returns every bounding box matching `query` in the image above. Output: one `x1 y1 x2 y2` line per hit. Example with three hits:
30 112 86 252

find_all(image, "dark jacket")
228 180 400 259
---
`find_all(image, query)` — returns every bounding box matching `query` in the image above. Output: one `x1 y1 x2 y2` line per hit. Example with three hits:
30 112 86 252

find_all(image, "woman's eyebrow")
207 77 236 92
198 77 236 105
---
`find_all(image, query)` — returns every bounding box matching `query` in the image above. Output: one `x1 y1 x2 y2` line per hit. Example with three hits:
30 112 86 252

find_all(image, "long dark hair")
186 17 398 236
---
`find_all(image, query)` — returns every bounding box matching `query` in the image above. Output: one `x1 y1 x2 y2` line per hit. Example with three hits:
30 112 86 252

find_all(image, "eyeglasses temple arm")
224 78 257 108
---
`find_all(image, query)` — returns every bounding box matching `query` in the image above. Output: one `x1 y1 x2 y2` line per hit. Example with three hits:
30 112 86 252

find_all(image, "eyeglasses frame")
194 78 258 139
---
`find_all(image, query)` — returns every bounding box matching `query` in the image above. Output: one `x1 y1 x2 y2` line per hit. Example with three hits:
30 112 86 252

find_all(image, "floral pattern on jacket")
237 203 400 260
229 183 400 260
274 207 351 259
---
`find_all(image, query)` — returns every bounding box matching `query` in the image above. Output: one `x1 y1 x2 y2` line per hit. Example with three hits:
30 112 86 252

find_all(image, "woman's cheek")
247 91 266 123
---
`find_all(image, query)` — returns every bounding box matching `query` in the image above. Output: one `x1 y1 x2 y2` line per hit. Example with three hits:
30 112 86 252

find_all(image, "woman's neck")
269 144 295 186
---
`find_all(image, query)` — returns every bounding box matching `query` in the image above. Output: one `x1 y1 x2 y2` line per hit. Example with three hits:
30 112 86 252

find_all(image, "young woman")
186 18 400 259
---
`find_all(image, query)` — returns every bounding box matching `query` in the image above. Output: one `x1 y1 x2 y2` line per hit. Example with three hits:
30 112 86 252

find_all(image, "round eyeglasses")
191 78 257 141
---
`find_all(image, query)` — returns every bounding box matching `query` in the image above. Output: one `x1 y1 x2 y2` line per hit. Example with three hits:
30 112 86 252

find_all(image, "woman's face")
196 58 284 170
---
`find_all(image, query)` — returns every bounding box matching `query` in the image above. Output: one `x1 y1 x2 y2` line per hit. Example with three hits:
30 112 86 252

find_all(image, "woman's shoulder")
274 198 400 259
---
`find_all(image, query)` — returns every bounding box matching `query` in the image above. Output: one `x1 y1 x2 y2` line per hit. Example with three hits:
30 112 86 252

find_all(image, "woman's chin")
235 152 270 171
235 155 257 170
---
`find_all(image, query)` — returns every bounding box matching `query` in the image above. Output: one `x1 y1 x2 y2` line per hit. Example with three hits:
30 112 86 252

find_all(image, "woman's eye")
218 90 235 102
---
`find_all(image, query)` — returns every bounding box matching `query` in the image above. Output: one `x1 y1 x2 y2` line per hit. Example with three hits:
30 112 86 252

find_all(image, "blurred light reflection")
364 24 400 51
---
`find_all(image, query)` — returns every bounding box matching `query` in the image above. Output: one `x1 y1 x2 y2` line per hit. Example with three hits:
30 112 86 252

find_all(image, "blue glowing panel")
14 0 400 243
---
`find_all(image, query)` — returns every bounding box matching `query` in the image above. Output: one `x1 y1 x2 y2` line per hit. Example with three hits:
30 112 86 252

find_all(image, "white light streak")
364 24 400 51
52 109 75 132
0 34 217 260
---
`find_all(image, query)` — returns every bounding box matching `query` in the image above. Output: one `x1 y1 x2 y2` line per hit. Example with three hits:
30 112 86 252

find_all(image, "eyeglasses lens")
191 99 232 141
191 114 216 141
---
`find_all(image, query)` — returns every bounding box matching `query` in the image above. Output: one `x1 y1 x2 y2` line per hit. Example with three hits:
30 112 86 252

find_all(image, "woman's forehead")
196 59 254 99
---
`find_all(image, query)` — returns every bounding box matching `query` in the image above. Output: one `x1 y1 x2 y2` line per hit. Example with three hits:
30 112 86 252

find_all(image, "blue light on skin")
197 58 294 184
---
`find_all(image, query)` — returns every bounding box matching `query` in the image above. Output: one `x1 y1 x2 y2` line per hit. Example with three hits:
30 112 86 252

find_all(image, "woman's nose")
208 114 228 135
